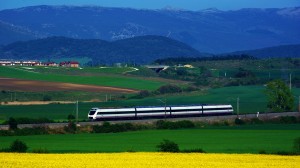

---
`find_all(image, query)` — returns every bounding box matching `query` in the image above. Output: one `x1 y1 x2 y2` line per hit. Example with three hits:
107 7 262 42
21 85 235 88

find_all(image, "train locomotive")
88 104 233 120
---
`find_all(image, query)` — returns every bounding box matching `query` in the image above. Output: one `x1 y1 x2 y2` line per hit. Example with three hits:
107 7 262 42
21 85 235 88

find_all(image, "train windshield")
89 111 96 115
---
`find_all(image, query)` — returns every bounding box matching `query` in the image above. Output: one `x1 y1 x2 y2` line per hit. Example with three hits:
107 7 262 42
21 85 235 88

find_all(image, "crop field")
1 153 299 168
0 78 137 93
0 124 299 153
18 66 138 75
0 66 165 91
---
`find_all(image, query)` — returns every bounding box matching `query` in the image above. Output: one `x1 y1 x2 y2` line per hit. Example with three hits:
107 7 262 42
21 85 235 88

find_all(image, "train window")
89 111 96 115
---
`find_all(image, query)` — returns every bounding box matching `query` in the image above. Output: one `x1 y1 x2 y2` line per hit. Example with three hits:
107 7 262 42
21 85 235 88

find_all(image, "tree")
265 80 294 112
10 139 28 153
8 117 18 130
156 139 180 152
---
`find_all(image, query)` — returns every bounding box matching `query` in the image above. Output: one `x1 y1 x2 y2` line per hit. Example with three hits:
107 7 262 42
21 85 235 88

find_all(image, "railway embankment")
0 112 299 130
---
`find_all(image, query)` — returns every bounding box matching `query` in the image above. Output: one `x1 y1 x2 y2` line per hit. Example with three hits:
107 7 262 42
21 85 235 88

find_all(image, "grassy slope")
0 124 299 153
0 66 164 90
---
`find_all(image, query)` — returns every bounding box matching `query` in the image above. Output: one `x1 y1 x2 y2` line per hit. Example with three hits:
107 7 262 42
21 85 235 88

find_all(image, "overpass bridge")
144 65 169 73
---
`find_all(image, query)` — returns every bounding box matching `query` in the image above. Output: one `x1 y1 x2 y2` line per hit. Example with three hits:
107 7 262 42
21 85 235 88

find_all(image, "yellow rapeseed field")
0 153 299 168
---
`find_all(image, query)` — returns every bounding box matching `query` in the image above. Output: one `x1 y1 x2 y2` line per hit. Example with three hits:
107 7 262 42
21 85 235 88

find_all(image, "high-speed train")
88 104 233 120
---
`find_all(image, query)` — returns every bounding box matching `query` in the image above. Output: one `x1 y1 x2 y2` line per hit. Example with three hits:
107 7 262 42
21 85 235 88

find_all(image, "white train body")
88 104 233 120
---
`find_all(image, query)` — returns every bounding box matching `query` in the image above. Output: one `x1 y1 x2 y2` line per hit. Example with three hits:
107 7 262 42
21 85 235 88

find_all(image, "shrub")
157 84 182 94
235 118 245 125
0 130 13 136
135 90 151 99
156 139 179 152
8 117 18 130
176 120 195 129
42 95 52 101
15 127 49 136
64 121 77 133
250 118 264 124
92 122 136 133
9 139 28 153
156 120 195 129
183 86 198 92
279 116 298 124
67 114 75 121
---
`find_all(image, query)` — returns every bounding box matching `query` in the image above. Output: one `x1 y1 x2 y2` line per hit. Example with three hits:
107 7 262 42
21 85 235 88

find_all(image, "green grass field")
0 86 299 122
0 124 299 153
0 66 165 90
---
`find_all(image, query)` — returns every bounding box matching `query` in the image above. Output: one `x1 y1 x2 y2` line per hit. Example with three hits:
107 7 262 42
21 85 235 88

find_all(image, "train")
88 104 233 120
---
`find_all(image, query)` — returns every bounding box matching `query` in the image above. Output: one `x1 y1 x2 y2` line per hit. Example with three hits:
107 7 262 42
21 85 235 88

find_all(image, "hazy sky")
0 0 299 11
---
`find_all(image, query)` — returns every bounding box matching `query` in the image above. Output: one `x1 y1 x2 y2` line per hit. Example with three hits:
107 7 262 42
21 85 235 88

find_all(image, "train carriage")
88 104 233 120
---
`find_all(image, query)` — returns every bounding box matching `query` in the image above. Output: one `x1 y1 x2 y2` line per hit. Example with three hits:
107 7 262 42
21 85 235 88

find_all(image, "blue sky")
0 0 299 11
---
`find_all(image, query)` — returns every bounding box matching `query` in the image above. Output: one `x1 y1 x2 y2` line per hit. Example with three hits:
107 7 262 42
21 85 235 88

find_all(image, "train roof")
90 104 232 110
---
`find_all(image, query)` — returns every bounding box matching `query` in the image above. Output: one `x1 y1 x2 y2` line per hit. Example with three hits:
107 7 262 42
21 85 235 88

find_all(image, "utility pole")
157 98 167 119
76 100 79 125
237 97 240 118
299 96 300 112
289 73 292 91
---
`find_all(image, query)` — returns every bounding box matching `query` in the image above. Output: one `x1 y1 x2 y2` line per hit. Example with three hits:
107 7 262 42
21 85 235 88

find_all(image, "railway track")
0 112 299 130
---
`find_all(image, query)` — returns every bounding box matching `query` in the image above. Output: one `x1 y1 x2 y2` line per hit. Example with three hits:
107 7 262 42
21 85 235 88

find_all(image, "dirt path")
0 100 101 105
0 78 138 93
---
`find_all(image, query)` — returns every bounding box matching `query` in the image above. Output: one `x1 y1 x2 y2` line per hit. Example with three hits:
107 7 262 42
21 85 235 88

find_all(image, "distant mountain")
0 36 203 64
229 44 300 58
0 5 299 53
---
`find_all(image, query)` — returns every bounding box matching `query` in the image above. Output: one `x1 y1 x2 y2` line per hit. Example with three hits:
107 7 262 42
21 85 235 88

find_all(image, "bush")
14 126 49 136
9 139 28 153
42 95 52 101
8 117 18 130
250 118 264 124
279 116 298 124
92 122 136 133
235 118 245 125
156 120 195 129
135 90 151 99
64 121 77 133
156 139 179 152
0 130 13 136
157 84 182 94
67 114 75 121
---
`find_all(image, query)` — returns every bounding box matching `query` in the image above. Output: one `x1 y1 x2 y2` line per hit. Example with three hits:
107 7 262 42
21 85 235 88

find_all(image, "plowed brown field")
0 78 138 93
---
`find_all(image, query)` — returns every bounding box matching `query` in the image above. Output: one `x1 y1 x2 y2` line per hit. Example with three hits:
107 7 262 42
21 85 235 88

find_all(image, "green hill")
229 44 300 58
0 36 203 64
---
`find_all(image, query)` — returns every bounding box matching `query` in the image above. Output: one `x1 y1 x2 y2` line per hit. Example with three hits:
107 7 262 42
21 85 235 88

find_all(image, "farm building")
0 60 41 66
43 62 58 67
59 61 79 68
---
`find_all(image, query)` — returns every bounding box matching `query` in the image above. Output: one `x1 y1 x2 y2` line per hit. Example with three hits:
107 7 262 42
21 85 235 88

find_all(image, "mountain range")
0 36 203 64
0 5 299 53
0 35 299 65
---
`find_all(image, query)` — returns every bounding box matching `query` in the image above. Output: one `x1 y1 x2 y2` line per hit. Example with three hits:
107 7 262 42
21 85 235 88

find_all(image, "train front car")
88 108 99 120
